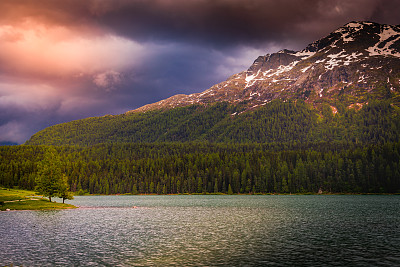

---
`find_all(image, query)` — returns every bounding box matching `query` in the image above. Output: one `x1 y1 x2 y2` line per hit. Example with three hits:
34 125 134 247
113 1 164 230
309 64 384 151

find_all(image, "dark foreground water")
1 195 400 266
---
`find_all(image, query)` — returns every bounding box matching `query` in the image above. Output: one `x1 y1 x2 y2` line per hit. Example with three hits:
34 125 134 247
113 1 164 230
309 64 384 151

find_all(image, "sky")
1 0 400 144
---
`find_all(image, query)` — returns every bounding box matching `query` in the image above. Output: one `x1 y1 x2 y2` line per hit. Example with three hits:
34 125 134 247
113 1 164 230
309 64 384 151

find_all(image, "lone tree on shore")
35 148 73 203
58 174 74 204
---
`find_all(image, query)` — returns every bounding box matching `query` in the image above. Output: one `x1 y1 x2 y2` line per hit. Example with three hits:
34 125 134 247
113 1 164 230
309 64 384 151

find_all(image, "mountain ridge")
131 21 400 113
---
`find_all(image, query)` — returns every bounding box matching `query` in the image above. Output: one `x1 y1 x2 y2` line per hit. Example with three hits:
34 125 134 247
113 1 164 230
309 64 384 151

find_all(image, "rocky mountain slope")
133 21 400 113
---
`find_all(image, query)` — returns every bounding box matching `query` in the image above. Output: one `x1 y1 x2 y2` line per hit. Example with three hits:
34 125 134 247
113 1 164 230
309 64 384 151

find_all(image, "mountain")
134 21 400 112
8 21 400 195
25 21 400 146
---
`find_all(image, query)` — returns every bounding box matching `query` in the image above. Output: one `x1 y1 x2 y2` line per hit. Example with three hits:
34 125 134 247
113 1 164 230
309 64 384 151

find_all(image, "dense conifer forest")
1 142 399 194
1 100 400 194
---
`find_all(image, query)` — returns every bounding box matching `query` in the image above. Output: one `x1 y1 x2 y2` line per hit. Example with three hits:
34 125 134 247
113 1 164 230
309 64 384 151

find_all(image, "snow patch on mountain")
291 50 316 59
341 22 364 42
325 50 346 70
321 50 365 70
245 69 262 88
266 61 299 77
367 25 400 57
245 73 255 83
301 65 312 73
343 52 363 65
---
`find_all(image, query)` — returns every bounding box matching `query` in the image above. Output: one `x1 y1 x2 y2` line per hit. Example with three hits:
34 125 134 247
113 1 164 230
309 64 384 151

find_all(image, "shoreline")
0 188 77 211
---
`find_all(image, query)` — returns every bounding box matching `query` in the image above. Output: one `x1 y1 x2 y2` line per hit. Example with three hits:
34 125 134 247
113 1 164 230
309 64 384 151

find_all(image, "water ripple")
1 195 399 266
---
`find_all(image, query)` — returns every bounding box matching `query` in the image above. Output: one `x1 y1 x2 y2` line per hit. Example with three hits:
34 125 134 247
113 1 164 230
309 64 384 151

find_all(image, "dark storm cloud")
3 0 400 48
108 0 400 41
98 0 324 48
99 0 400 49
0 96 62 143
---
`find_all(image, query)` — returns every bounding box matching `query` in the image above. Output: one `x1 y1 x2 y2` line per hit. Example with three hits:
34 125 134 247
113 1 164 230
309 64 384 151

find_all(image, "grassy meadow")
0 188 76 211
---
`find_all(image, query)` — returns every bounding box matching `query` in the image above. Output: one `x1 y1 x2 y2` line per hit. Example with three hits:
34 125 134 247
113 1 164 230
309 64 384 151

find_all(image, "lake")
1 195 400 266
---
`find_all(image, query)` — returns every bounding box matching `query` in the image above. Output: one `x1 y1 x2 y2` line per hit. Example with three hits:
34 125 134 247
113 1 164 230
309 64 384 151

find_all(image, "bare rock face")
131 21 400 113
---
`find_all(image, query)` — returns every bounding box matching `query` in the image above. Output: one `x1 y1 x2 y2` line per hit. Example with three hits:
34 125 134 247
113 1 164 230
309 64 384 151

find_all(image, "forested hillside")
1 99 397 195
25 100 400 146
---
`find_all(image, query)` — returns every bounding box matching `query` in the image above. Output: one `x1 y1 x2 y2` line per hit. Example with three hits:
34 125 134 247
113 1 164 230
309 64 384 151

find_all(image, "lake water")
1 195 400 266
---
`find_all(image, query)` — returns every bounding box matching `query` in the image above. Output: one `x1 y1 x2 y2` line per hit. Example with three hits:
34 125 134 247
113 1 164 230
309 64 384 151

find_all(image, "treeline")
25 100 400 146
1 142 399 194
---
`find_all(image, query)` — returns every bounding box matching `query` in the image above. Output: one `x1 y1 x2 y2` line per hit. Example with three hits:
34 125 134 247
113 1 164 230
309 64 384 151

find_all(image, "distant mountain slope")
25 21 400 146
133 21 400 112
25 99 400 145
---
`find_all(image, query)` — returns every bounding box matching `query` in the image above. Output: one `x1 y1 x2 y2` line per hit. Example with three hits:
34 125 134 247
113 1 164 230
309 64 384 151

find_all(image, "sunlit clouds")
0 17 146 142
0 22 144 78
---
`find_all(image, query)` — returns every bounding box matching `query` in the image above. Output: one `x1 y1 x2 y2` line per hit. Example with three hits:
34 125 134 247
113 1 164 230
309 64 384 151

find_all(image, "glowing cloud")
0 22 144 78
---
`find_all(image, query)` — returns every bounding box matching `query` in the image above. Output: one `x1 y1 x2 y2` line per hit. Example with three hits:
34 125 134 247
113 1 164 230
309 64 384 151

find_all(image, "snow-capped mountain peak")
132 21 400 113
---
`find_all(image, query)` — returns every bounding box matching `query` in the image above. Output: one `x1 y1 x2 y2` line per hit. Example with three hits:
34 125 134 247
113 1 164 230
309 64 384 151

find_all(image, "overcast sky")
1 0 400 144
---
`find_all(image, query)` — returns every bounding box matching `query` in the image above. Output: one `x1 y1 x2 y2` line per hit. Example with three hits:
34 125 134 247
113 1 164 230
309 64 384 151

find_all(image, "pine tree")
176 180 181 194
227 184 233 195
35 148 62 202
197 176 203 193
214 178 218 193
58 174 74 204
149 181 154 193
132 184 138 195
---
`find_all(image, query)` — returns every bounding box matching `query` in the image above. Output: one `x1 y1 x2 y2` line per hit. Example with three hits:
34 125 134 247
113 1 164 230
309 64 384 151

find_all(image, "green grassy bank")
0 188 76 211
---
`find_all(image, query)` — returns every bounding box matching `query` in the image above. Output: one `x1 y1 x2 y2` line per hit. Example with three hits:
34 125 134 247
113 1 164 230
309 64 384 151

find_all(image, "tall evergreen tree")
58 174 74 204
35 148 62 202
227 184 233 195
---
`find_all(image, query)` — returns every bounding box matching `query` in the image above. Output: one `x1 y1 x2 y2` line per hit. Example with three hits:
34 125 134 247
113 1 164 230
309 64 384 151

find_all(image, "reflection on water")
1 195 400 266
